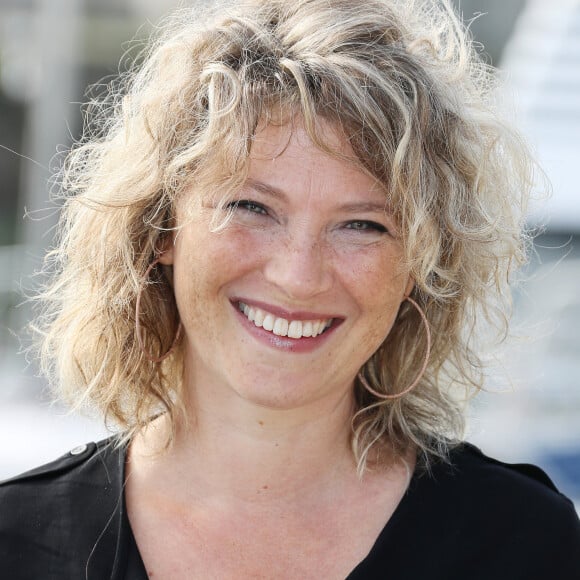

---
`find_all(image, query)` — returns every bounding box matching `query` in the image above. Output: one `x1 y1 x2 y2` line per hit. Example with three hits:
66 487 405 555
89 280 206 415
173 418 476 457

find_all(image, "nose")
262 229 333 301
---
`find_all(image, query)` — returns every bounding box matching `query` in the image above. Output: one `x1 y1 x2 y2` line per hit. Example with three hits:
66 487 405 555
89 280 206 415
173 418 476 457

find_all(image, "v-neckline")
115 442 438 580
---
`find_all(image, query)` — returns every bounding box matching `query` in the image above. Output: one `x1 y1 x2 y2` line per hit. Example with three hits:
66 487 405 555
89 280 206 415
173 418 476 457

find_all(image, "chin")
239 388 311 411
233 379 330 412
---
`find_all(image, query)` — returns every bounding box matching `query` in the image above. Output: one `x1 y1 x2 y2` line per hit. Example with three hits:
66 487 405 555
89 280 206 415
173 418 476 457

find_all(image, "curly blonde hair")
35 0 534 470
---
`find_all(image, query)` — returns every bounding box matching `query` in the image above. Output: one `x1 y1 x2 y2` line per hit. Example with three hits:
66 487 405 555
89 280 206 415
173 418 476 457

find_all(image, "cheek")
171 227 262 310
339 247 409 303
340 252 408 335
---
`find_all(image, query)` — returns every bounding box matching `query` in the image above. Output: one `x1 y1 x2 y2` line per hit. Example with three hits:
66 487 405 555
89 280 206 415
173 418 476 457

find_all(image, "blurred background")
0 0 579 508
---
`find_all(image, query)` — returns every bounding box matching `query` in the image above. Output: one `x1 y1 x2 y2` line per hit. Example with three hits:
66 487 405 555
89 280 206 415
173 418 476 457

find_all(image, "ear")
157 234 175 265
404 276 415 298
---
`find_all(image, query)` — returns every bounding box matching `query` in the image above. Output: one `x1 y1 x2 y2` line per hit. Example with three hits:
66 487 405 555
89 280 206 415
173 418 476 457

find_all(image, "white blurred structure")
468 0 580 507
500 0 580 231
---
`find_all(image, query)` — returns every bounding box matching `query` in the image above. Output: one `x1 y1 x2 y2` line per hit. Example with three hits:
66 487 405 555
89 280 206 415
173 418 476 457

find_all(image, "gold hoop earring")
358 295 431 400
135 259 182 363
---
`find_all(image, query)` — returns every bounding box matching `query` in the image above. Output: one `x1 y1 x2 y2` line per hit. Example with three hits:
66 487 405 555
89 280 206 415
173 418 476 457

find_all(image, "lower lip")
233 304 340 354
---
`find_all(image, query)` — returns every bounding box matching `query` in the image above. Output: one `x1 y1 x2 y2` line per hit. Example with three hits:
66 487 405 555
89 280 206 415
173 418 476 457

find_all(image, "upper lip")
230 297 343 322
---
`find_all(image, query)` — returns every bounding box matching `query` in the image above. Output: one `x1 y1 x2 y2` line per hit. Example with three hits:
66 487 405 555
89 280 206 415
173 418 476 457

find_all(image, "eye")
227 200 268 215
344 220 388 233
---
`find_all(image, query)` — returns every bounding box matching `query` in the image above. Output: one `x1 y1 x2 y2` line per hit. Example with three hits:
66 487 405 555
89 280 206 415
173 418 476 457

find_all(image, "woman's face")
161 121 413 411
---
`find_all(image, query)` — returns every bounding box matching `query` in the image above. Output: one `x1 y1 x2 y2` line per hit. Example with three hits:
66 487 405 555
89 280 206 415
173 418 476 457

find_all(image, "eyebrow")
244 178 288 200
337 201 391 214
244 178 391 215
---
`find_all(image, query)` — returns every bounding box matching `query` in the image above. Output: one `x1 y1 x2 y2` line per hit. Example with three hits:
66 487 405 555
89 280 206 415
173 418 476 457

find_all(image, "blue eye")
345 220 387 233
227 200 267 215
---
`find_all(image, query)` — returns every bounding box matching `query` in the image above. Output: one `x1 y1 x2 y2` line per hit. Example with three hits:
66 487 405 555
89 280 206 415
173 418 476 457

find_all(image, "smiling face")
160 120 413 412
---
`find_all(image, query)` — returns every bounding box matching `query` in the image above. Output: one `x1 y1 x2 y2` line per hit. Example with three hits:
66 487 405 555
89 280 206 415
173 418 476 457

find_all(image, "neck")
131 373 361 506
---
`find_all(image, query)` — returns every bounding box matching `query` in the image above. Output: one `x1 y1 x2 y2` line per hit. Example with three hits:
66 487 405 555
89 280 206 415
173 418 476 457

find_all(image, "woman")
1 0 578 578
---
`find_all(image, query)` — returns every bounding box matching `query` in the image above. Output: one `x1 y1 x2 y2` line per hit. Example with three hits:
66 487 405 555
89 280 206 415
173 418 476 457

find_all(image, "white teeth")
262 314 275 332
287 320 302 339
273 318 289 336
253 309 265 327
238 302 332 339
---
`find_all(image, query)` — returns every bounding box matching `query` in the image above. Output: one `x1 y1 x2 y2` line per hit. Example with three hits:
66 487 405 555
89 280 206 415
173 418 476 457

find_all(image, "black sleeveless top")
1 437 579 579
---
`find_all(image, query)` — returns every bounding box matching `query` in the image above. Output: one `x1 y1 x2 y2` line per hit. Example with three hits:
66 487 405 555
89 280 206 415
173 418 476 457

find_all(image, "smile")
238 302 333 339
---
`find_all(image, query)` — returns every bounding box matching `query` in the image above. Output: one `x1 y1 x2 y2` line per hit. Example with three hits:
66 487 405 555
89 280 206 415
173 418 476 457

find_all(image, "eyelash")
345 220 388 234
227 200 267 215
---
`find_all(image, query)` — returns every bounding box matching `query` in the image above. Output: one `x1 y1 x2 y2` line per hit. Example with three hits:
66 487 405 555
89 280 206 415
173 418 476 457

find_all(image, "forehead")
250 118 349 158
248 120 385 197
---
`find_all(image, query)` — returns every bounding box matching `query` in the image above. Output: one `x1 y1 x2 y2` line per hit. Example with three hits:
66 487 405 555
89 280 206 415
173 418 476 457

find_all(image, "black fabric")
1 438 579 579
124 525 148 579
0 439 130 579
